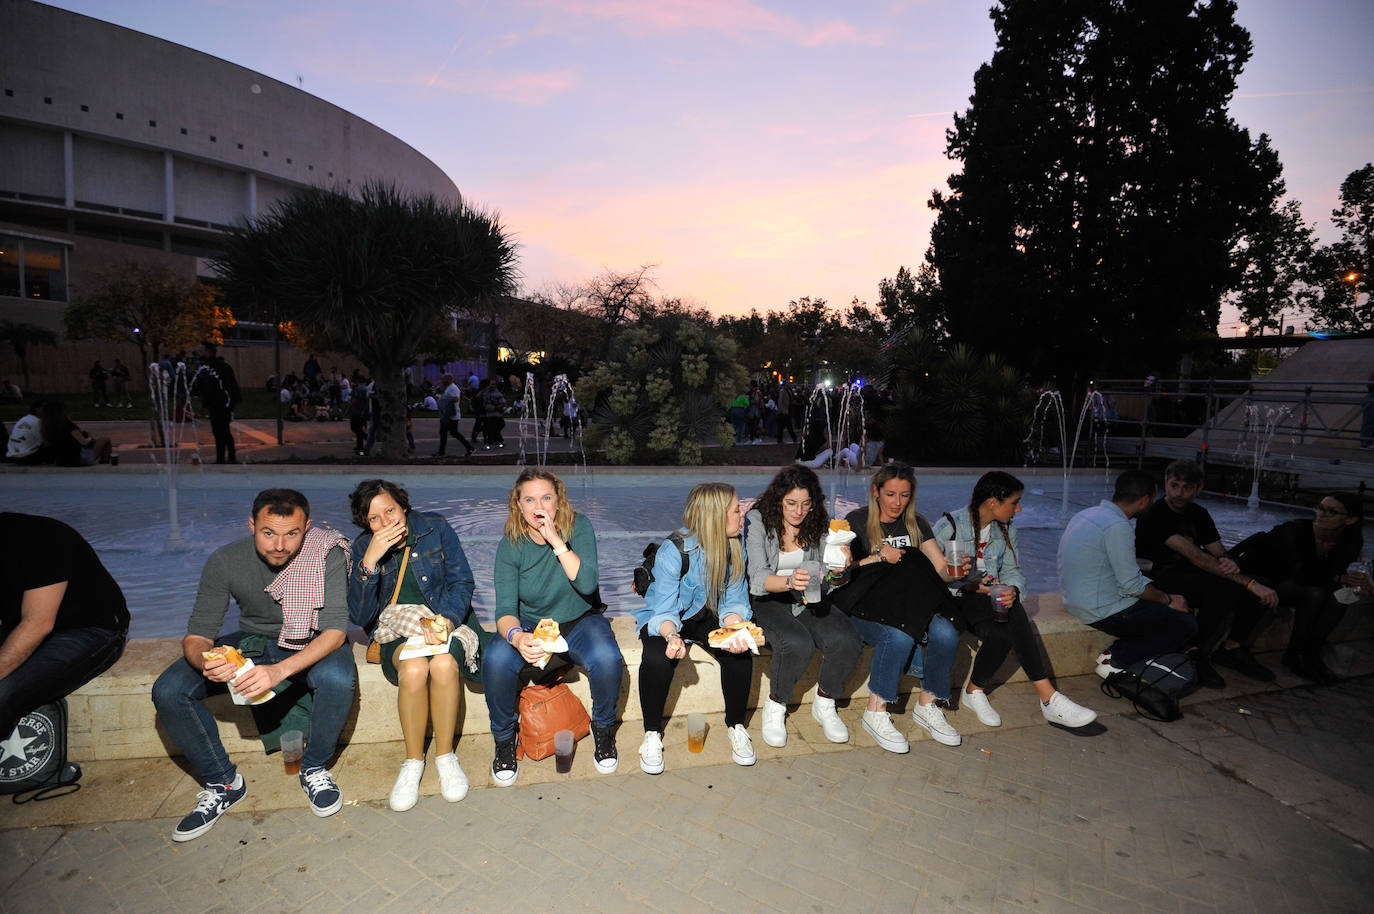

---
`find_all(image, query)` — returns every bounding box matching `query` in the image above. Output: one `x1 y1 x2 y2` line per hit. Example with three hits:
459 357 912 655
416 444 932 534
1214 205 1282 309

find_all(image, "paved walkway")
3 675 1372 913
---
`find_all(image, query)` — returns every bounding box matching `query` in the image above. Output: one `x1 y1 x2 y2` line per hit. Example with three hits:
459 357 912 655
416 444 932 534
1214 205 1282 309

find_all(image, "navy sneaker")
300 766 343 817
172 774 246 842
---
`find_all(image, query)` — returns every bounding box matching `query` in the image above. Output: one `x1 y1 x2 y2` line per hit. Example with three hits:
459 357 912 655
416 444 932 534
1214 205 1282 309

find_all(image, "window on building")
0 236 69 301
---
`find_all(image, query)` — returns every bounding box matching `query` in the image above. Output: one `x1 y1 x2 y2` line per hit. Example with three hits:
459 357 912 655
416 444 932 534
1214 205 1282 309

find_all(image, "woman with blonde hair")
346 479 484 811
833 464 966 750
634 482 756 774
481 468 624 786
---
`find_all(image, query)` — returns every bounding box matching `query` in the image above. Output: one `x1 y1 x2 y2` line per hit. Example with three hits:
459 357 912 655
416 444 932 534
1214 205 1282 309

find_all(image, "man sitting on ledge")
1059 470 1196 676
152 488 355 842
1134 459 1279 687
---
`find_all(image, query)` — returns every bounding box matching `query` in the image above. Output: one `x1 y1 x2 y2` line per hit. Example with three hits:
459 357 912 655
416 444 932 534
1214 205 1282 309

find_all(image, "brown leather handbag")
516 680 591 761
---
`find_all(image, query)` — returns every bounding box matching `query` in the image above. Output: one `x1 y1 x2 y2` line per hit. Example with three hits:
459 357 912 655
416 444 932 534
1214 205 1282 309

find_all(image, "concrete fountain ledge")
67 593 1364 764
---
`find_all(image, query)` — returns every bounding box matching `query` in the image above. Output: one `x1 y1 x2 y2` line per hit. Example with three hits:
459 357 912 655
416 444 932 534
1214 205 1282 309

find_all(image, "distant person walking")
110 359 133 408
194 345 242 464
434 373 474 458
89 360 110 407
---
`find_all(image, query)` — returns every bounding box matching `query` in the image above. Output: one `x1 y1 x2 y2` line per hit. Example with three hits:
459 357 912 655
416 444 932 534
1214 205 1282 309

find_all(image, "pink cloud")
542 0 882 46
428 68 579 105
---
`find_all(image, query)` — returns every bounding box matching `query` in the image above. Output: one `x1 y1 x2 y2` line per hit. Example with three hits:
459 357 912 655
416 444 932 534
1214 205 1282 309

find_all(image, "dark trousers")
956 594 1049 687
437 418 472 455
208 407 235 463
1154 567 1264 651
1089 599 1198 670
776 413 797 444
638 610 753 729
0 625 127 737
751 594 863 701
1276 581 1348 659
350 415 367 453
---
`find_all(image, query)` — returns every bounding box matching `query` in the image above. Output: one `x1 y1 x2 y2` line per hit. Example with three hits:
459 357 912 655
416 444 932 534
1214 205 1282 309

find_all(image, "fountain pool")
3 469 1338 639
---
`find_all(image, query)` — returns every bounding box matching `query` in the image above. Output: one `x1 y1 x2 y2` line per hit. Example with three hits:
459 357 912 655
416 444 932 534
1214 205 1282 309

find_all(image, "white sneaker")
810 693 850 743
911 700 962 747
761 696 788 747
1041 691 1099 728
728 724 756 766
434 752 468 802
962 689 1002 727
1095 650 1123 680
861 710 910 754
388 758 424 812
639 731 665 775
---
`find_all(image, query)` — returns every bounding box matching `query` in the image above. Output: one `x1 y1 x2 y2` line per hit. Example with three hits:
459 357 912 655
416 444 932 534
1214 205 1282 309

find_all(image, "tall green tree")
1232 200 1317 334
216 182 516 460
1307 164 1374 332
927 0 1286 392
0 320 59 392
63 261 230 369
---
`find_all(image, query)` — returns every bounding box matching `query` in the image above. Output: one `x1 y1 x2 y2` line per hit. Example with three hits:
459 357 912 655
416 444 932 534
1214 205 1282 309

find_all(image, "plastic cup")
554 729 575 773
800 560 824 604
280 730 303 775
988 583 1014 623
943 540 973 579
109 453 119 467
687 713 706 753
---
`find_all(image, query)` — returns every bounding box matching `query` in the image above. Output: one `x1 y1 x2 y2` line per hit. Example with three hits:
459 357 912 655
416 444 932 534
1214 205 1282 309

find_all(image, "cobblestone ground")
3 682 1372 913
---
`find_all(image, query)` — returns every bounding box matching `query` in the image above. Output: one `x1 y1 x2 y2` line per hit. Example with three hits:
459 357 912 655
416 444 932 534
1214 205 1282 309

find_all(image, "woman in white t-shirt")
930 471 1097 730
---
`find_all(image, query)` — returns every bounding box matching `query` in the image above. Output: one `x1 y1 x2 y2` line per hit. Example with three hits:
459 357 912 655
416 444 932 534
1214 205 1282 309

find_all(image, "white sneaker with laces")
911 700 962 747
861 710 910 753
728 724 756 766
639 731 665 775
434 752 468 802
962 688 1002 727
810 693 850 743
1041 691 1099 728
389 758 424 812
761 696 788 747
1095 650 1123 680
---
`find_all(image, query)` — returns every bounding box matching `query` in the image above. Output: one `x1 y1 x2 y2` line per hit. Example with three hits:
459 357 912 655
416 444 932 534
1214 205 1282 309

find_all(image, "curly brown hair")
348 479 411 529
753 465 829 550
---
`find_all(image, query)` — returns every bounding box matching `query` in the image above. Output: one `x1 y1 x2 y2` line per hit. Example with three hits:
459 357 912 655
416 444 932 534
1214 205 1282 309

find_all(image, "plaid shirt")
266 526 351 648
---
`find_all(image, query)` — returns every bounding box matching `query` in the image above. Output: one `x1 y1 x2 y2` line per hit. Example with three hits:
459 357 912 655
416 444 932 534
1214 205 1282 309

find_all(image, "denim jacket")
634 531 751 635
930 508 1028 596
742 508 823 597
346 511 475 633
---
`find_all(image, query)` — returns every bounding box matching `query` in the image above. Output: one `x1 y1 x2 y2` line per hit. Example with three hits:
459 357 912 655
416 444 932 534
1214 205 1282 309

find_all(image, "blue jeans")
849 617 914 704
151 633 358 786
1089 599 1198 670
482 613 624 742
907 615 959 701
0 625 127 738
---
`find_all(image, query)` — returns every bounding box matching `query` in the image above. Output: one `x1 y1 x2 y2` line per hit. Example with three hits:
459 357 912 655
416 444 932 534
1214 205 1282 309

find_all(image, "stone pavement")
3 675 1373 913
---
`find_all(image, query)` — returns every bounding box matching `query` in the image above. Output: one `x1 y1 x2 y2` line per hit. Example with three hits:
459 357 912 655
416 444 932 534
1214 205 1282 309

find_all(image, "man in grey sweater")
152 488 356 842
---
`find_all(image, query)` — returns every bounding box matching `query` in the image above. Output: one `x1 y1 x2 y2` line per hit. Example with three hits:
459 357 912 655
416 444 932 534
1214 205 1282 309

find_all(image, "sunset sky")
48 1 1374 329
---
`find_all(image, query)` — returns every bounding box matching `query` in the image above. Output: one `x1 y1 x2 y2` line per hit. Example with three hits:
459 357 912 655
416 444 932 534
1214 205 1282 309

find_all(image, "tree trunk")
371 363 410 461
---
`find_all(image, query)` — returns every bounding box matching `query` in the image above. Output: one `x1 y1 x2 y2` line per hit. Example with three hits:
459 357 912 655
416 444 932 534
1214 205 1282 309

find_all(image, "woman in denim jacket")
744 466 863 751
634 482 756 774
346 479 480 811
931 471 1096 730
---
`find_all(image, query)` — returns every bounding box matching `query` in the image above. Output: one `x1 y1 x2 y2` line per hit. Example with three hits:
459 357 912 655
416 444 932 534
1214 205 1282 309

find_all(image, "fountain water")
146 362 207 548
1235 403 1294 511
796 382 868 513
515 371 540 467
1022 389 1111 517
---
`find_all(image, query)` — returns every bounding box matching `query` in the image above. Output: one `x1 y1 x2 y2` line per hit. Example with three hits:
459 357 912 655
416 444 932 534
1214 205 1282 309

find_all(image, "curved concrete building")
0 0 461 388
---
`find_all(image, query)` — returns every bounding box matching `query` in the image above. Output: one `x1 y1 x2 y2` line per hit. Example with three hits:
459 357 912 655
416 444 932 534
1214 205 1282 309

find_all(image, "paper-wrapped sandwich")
707 620 765 653
203 644 273 705
529 618 569 669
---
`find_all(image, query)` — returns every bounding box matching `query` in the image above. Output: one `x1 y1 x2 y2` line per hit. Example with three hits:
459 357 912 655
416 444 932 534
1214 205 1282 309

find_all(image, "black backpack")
632 532 689 598
1101 652 1197 722
0 699 83 802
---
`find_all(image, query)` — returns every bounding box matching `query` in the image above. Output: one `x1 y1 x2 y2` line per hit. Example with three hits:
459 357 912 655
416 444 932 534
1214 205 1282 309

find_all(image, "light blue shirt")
1058 500 1151 623
635 531 751 636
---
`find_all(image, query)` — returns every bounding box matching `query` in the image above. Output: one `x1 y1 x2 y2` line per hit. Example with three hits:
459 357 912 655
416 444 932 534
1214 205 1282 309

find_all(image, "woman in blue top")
346 479 481 811
931 471 1097 729
635 482 756 774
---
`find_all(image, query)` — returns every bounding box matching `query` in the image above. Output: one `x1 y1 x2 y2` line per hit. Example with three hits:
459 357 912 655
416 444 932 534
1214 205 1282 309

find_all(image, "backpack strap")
666 531 689 579
941 512 957 537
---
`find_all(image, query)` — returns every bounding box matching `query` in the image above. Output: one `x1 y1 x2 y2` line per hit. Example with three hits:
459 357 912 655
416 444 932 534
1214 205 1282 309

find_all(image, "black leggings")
956 593 1048 688
638 611 753 730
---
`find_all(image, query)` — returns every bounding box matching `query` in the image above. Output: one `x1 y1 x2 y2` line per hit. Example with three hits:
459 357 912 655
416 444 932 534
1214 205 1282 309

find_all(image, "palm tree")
0 320 59 392
215 182 517 460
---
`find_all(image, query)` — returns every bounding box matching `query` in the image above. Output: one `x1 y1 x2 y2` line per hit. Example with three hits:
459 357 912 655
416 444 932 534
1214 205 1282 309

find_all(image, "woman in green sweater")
482 468 624 786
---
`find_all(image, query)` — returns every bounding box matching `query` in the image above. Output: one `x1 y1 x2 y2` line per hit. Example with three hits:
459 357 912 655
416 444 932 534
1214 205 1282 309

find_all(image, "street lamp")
1346 271 1361 311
